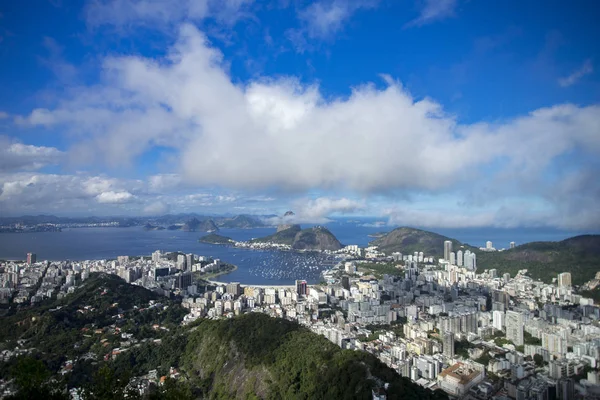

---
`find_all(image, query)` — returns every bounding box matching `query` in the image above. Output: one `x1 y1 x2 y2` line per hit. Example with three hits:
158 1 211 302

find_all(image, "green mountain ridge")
372 227 600 285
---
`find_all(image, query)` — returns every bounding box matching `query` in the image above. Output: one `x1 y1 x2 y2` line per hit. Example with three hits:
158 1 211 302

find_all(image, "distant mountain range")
0 214 266 230
372 227 600 285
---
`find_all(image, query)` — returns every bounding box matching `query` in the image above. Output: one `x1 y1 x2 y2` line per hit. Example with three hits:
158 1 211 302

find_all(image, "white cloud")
143 200 170 214
0 171 247 215
386 208 496 229
0 137 63 172
96 190 135 203
148 173 184 192
558 59 593 87
0 111 9 119
266 197 365 224
298 0 376 39
15 25 600 228
405 0 457 28
84 0 253 29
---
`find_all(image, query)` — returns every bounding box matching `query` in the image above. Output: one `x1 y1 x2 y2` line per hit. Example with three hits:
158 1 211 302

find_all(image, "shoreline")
194 263 238 282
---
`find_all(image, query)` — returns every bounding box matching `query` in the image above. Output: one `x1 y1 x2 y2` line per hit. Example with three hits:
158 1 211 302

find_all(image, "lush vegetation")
524 331 542 346
0 273 187 398
357 262 403 278
198 233 234 245
455 339 474 358
183 314 447 399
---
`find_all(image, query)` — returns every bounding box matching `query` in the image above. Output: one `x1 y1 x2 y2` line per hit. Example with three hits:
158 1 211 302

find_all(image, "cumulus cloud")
558 59 593 87
143 200 170 214
266 197 365 225
0 137 63 172
15 25 600 228
96 190 134 203
84 0 253 29
0 171 247 215
0 173 141 211
404 0 457 28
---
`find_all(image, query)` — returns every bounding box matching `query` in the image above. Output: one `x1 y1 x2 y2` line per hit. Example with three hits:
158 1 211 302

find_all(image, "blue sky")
0 0 599 230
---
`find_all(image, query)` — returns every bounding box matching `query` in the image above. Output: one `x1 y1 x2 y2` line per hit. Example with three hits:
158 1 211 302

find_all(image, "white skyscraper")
558 272 572 287
506 310 524 346
510 241 516 249
492 310 505 331
450 252 456 265
456 250 463 266
444 240 453 262
486 241 493 250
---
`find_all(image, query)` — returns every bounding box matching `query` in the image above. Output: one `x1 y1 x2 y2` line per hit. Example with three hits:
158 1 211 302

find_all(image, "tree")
8 357 66 400
533 354 544 367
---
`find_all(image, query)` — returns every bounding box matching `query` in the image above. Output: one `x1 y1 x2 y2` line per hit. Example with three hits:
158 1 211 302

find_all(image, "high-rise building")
152 250 162 263
444 241 453 262
505 310 524 346
489 269 497 279
177 254 186 270
26 252 37 264
510 241 516 249
558 272 572 287
493 310 505 331
486 241 493 250
186 253 194 271
226 282 241 296
296 279 308 296
450 252 456 265
557 378 574 400
341 276 350 290
175 272 192 290
443 332 455 358
456 250 463 266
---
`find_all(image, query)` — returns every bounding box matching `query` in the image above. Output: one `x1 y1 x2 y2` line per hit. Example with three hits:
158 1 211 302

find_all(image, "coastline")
195 263 238 282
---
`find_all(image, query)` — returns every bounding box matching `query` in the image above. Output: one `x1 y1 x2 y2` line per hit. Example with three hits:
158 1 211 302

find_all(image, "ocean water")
0 220 594 284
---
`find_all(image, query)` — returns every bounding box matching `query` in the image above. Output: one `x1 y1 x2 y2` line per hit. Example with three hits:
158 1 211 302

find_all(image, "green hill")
370 227 461 258
251 225 302 246
474 235 600 285
199 233 234 245
182 314 446 399
370 227 600 285
252 225 343 251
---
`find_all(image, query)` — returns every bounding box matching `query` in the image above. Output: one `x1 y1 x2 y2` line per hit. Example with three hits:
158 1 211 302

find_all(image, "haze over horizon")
1 0 599 230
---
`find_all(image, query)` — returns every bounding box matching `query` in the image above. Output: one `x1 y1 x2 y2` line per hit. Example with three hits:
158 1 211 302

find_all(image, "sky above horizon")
1 0 599 230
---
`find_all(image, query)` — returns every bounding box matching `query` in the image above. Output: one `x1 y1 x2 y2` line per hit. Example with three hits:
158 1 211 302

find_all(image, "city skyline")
1 1 599 230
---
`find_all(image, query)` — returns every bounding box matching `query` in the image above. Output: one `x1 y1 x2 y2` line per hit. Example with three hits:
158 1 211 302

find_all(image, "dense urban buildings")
2 238 600 399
